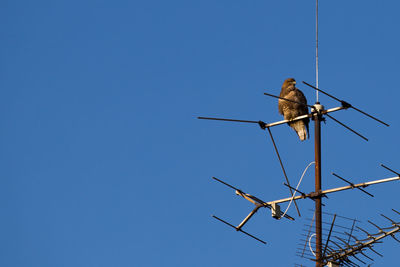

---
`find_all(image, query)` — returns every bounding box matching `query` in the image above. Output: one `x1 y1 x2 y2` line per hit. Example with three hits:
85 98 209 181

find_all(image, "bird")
278 78 309 141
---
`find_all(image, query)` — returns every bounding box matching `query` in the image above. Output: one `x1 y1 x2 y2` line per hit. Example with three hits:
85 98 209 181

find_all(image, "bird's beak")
293 81 297 85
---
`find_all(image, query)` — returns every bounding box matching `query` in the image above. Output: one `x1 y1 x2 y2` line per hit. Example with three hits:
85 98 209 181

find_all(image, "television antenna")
198 0 397 266
198 81 398 266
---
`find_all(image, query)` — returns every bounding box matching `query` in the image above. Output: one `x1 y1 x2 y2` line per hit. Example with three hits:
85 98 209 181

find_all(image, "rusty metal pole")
314 105 323 267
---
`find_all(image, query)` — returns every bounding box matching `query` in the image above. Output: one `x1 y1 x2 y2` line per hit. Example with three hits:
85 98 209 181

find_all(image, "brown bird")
278 78 309 141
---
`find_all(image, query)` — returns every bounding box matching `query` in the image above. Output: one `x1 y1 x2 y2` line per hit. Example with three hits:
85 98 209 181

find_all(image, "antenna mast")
316 0 319 102
314 104 323 266
315 4 322 263
315 3 322 263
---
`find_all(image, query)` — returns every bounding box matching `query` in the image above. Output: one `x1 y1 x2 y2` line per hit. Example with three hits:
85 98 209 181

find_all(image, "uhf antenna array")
296 211 360 265
199 81 399 266
323 209 400 267
296 209 400 266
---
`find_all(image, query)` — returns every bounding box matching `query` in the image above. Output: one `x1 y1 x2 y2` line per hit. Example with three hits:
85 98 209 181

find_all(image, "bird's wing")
293 89 308 115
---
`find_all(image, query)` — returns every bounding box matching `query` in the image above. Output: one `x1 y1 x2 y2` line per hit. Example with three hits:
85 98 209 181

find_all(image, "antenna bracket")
340 100 352 109
309 190 323 199
258 120 267 130
271 203 281 219
312 103 325 113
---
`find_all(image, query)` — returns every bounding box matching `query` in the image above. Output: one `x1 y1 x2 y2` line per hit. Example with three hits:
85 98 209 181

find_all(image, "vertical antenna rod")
315 110 323 266
315 1 321 264
316 0 319 102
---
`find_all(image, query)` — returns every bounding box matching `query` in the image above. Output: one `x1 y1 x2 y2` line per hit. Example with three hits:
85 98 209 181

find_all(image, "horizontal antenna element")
212 215 267 244
331 173 374 197
264 92 314 108
302 81 390 127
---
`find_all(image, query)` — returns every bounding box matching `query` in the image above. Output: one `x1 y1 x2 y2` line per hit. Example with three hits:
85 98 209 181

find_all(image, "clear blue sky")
1 1 399 266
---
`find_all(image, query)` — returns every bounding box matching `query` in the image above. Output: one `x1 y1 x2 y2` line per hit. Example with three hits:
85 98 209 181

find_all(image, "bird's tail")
290 120 308 141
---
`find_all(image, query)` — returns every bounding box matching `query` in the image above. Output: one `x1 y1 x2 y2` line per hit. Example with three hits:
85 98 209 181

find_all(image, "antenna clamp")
312 103 325 113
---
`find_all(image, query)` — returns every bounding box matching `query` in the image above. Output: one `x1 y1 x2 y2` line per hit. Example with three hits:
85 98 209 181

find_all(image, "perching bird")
278 78 309 141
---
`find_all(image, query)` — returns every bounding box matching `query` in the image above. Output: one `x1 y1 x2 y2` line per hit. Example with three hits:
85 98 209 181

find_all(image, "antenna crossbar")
198 106 346 130
267 176 400 205
321 176 400 195
212 177 295 220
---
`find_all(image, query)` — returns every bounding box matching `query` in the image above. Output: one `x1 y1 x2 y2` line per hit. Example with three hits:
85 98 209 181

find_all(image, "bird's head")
285 78 296 86
281 78 297 92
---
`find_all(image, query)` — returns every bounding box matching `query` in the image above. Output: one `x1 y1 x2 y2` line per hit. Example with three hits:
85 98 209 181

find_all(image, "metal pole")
315 111 323 266
316 0 319 102
315 0 322 260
